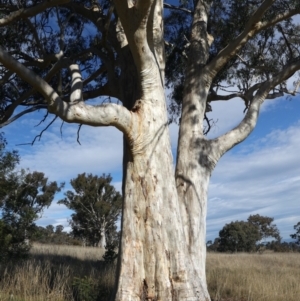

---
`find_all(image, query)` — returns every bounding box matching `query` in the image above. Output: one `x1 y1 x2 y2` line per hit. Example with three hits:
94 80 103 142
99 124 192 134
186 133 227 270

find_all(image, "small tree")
59 173 122 248
290 222 300 245
218 221 261 252
0 170 63 259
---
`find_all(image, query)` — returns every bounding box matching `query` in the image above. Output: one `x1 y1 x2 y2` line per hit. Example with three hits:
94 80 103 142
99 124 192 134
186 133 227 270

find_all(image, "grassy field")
0 245 299 301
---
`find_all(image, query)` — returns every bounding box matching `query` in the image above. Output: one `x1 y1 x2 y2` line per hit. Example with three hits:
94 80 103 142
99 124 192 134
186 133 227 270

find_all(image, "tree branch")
163 3 191 14
0 105 47 128
114 0 158 84
207 0 276 77
0 46 132 134
259 8 300 33
0 0 71 27
208 92 247 102
214 57 300 157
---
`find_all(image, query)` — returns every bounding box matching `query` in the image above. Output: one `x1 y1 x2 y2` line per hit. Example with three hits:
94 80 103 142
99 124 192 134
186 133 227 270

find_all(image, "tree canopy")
0 1 299 128
218 214 280 252
218 220 261 252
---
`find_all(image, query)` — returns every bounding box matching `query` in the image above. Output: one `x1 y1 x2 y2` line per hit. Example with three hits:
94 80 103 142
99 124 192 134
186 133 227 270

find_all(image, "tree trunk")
111 82 210 300
98 224 106 248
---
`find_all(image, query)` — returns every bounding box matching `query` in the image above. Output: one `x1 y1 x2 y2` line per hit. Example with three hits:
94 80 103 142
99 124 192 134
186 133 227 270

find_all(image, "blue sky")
2 91 299 242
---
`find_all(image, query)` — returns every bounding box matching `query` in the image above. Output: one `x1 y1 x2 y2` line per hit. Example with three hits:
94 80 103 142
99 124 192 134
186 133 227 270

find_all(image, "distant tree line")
207 214 300 253
0 133 121 261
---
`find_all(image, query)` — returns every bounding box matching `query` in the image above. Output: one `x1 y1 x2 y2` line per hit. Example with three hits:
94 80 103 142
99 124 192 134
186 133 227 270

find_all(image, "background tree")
1 169 63 258
206 238 220 252
59 173 122 248
290 222 300 245
247 214 280 243
0 1 300 300
0 133 63 259
218 221 261 253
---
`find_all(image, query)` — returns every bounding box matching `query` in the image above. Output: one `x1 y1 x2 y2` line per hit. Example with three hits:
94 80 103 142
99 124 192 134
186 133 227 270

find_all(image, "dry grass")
30 243 106 261
207 252 300 301
0 244 114 301
0 245 299 301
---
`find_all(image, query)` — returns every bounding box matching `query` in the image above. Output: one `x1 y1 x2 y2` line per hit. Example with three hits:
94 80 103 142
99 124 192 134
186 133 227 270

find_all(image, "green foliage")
72 275 111 301
59 173 122 247
247 214 280 242
218 220 260 252
290 222 300 245
218 214 281 253
207 238 220 252
0 133 63 260
102 242 118 264
72 276 98 301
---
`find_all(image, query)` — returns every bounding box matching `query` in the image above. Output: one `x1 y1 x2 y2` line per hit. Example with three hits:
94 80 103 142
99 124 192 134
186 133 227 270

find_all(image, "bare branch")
164 3 191 14
30 115 58 145
0 104 47 129
60 121 64 138
0 0 71 27
208 92 247 102
77 124 82 145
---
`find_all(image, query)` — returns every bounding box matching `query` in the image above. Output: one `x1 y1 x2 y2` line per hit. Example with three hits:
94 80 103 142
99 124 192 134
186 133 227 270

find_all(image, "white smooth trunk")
112 88 210 301
98 224 106 248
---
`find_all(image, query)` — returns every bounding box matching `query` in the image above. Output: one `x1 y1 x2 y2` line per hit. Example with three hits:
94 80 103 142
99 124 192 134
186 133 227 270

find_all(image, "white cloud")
16 121 123 182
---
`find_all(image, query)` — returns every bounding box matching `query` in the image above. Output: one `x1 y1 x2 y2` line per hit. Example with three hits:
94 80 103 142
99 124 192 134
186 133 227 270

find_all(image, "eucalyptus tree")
59 173 122 248
0 1 300 300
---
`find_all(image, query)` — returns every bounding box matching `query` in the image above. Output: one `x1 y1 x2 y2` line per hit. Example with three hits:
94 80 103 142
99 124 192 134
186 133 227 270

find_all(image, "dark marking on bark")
165 249 170 260
132 99 142 112
191 115 199 125
140 176 147 199
141 279 156 301
188 104 196 112
169 276 176 301
141 279 148 301
153 174 158 189
145 206 151 223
